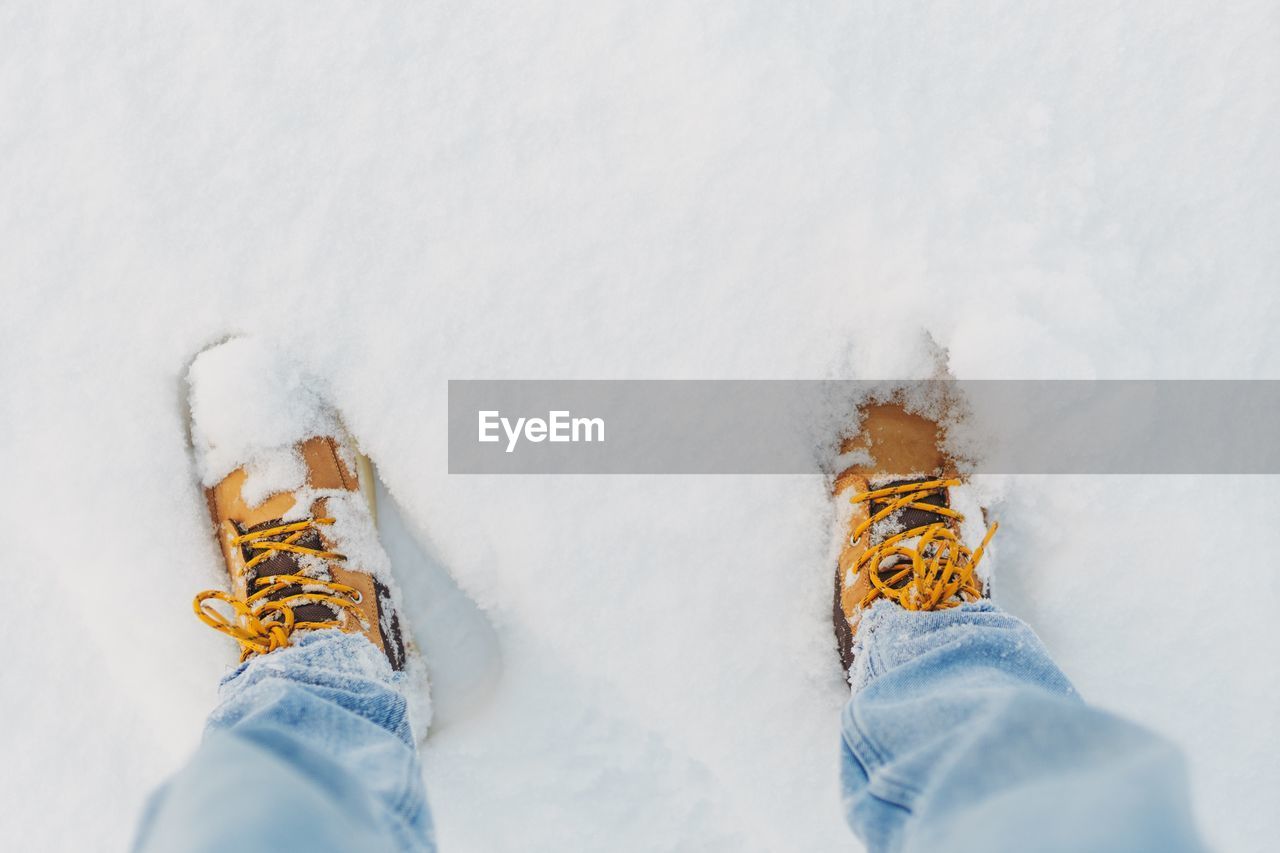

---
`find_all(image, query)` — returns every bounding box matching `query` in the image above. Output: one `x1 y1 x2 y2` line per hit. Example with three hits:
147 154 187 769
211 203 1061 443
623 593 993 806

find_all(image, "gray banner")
448 380 1280 474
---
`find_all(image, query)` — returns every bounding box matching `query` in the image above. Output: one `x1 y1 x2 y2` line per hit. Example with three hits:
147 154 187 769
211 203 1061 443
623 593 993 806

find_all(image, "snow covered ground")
3 2 1278 850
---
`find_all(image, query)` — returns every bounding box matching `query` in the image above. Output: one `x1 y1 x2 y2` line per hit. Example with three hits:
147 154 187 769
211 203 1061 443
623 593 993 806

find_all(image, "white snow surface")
2 2 1279 851
188 336 341 488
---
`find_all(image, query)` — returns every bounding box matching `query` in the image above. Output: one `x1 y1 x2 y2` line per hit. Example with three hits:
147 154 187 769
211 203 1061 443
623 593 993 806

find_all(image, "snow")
2 2 1278 851
188 336 339 488
238 449 308 508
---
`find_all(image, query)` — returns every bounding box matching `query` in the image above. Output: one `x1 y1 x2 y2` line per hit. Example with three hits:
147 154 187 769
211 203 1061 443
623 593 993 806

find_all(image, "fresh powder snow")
2 2 1277 852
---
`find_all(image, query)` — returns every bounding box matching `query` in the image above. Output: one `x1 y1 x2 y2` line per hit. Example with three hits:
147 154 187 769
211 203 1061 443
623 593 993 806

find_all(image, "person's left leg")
134 631 433 853
136 340 432 852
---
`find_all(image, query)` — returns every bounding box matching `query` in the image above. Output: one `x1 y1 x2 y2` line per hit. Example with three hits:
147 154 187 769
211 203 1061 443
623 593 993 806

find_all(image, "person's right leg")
831 395 1205 852
841 600 1203 852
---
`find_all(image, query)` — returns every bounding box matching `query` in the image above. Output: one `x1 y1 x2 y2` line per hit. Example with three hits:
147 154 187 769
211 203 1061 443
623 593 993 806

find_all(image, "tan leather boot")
194 433 409 670
832 400 997 672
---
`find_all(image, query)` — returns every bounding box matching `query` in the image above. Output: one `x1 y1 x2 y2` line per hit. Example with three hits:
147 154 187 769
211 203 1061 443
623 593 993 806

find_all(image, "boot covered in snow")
188 339 408 670
832 398 997 673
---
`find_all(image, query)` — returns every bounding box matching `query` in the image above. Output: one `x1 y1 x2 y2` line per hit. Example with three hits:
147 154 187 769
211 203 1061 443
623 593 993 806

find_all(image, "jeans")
133 632 434 853
842 600 1205 852
135 604 1204 852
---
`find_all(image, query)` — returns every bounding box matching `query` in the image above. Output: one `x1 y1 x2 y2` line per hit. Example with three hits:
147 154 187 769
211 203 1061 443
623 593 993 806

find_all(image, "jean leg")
134 631 433 853
840 601 1204 853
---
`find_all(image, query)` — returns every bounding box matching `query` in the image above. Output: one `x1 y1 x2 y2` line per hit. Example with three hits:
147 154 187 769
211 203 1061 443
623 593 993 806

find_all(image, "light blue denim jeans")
135 604 1204 852
842 600 1205 852
133 631 434 853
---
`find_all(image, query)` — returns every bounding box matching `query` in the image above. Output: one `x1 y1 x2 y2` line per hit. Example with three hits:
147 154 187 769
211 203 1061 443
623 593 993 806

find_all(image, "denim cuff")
849 599 1005 692
219 629 398 692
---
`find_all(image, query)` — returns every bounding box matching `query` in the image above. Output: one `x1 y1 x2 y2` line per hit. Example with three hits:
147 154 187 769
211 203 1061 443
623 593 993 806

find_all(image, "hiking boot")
832 399 997 673
188 342 408 670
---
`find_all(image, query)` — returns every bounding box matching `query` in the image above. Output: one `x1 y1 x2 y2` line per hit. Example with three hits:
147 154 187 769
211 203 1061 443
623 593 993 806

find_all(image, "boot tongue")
867 478 950 545
239 518 342 623
863 478 952 593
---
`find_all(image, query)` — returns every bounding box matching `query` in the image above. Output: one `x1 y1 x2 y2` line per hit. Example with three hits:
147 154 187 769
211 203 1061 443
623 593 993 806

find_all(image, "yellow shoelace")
194 517 365 660
849 478 998 611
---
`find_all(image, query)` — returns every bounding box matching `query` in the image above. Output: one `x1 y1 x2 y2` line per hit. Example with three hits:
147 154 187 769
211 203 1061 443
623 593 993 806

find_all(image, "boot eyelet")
351 590 363 604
